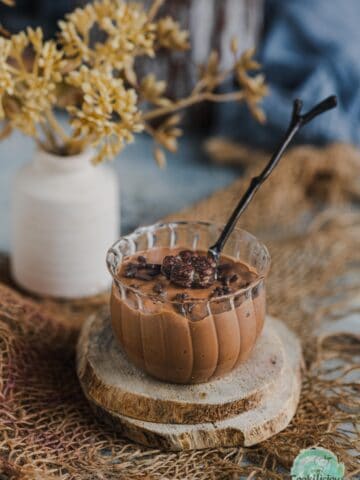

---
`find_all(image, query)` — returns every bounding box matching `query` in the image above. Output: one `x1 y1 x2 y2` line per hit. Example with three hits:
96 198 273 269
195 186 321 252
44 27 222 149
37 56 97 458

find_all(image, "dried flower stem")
143 90 245 121
191 66 234 96
0 121 11 140
148 0 164 21
45 110 71 145
40 121 58 150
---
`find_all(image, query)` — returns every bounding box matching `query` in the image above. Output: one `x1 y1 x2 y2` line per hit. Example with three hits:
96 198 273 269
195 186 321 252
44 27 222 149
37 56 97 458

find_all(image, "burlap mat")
0 143 359 479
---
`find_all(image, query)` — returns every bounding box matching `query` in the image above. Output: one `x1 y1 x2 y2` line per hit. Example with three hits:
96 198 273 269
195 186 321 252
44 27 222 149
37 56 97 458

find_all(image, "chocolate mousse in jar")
106 221 270 384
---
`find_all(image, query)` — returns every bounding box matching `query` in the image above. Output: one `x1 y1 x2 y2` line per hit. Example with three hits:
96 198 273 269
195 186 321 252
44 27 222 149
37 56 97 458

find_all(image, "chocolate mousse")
110 247 266 384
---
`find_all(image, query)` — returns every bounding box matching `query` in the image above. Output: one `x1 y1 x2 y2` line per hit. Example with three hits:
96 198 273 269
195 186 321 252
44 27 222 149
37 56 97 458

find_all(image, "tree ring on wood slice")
77 317 303 451
77 311 286 424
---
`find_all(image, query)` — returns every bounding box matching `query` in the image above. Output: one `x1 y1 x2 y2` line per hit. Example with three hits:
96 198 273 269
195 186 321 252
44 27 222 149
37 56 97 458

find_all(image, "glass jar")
107 221 270 384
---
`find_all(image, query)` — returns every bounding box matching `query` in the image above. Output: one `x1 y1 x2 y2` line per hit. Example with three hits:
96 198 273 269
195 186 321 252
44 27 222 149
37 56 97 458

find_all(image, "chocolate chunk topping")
121 250 258 302
124 262 138 278
217 263 241 288
162 251 217 288
178 250 194 263
172 293 195 315
217 263 232 273
123 258 161 281
252 283 262 298
145 263 161 270
137 255 147 265
173 293 190 302
144 263 162 276
210 285 233 298
219 272 237 286
134 272 154 281
153 282 165 294
161 255 181 277
170 263 195 288
191 256 216 287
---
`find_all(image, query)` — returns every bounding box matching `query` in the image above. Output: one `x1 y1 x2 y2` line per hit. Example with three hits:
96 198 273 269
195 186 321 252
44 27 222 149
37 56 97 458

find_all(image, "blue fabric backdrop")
216 0 360 148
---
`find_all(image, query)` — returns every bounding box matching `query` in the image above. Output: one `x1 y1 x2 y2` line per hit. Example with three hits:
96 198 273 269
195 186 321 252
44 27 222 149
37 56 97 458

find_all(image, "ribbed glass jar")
107 221 270 384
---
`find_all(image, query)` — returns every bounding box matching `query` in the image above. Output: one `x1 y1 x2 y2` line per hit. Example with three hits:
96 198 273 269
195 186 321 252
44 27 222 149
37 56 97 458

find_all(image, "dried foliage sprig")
0 0 267 164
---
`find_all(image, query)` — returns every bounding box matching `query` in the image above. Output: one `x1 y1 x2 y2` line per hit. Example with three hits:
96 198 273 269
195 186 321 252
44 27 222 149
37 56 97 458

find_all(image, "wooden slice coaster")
77 312 285 424
77 316 302 450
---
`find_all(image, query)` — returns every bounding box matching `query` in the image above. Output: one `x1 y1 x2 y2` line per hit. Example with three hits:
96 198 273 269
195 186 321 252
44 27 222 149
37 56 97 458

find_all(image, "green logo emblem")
291 447 345 479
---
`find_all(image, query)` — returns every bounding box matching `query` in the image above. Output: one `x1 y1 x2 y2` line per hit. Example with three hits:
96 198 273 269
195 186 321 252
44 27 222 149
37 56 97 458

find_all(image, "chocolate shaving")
133 272 154 281
217 263 232 273
173 293 190 302
137 255 147 265
174 300 195 316
210 285 233 298
124 263 138 278
144 263 162 276
153 282 165 294
172 293 195 315
252 283 262 298
123 258 161 281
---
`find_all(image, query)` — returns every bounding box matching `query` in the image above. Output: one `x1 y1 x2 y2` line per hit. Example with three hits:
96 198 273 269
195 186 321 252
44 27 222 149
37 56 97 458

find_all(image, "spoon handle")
209 95 337 260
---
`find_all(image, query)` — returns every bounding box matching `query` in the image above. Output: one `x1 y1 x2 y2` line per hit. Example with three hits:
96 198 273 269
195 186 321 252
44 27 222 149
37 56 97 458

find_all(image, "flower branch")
0 0 267 164
143 91 245 122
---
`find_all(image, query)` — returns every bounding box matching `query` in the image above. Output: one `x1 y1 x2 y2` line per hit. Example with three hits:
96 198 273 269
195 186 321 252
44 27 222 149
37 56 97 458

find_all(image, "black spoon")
208 95 338 261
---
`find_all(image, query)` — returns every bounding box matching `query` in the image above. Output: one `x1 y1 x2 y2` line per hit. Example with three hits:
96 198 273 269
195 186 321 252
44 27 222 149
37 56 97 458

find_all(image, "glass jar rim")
107 221 271 304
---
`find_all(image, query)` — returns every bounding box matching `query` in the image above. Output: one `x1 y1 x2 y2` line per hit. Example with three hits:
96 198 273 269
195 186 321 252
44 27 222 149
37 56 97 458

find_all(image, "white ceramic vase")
11 148 119 298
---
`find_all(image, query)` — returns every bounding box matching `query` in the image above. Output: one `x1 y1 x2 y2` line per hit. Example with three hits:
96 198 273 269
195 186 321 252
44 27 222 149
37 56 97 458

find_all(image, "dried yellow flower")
235 49 268 123
67 66 143 163
0 28 64 136
0 0 267 163
59 0 156 73
230 36 238 55
0 38 14 117
156 16 189 51
149 113 183 155
154 145 166 168
140 74 170 106
199 50 220 91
